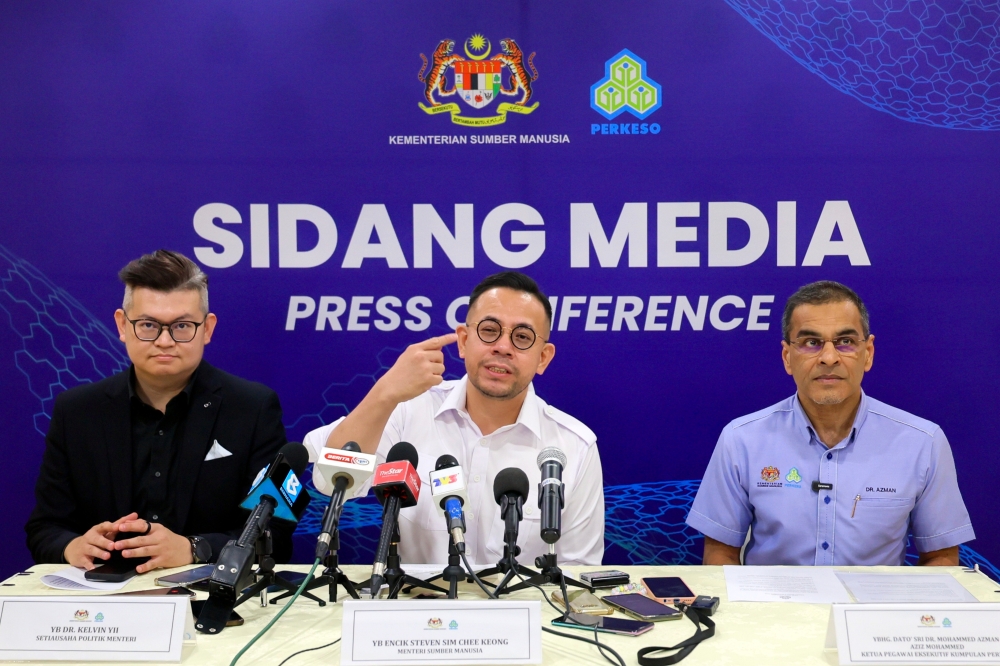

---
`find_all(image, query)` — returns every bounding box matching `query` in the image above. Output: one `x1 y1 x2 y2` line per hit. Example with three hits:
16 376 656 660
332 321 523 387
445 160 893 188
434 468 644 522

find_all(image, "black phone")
601 593 683 621
551 614 654 636
190 600 243 627
83 529 151 582
85 560 139 583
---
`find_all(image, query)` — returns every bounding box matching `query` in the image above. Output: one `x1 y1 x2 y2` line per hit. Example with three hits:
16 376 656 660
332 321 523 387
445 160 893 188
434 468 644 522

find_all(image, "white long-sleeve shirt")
305 376 605 566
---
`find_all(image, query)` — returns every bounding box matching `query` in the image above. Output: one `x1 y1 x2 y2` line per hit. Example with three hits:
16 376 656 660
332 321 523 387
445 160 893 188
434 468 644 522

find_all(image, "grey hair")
119 250 209 314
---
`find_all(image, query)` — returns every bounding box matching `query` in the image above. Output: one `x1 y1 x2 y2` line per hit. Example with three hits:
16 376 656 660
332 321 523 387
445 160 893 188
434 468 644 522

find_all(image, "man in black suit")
25 249 290 572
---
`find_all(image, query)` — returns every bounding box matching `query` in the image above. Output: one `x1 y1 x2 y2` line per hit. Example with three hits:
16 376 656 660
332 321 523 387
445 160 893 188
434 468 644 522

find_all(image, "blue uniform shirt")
686 392 975 565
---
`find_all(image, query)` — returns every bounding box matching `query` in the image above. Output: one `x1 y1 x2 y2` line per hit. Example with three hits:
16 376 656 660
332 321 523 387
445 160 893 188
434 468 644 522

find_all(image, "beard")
468 364 530 401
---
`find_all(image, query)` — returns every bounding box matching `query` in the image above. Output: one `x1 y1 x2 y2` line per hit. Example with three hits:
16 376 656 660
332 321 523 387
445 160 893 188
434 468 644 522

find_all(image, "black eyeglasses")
788 336 867 357
124 315 207 343
468 319 546 351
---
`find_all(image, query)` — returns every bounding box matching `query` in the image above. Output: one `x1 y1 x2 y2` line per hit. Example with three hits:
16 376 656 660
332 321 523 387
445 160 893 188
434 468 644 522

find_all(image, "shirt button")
480 438 488 447
158 430 164 436
154 471 161 478
151 514 158 520
822 542 829 550
474 475 481 483
824 496 831 504
467 512 474 520
525 507 533 515
826 452 833 460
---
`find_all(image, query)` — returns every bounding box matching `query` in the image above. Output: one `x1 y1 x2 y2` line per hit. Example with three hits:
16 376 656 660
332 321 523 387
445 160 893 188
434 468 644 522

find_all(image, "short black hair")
468 271 552 328
782 280 870 341
119 249 209 313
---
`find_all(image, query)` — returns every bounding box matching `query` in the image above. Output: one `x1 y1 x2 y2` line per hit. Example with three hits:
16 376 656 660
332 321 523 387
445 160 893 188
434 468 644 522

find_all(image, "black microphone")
369 442 421 596
493 467 530 555
314 441 374 559
537 447 567 545
196 442 309 634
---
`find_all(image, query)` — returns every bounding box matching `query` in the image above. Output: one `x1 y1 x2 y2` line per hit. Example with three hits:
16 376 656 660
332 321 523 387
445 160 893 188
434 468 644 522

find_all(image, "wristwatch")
188 536 211 564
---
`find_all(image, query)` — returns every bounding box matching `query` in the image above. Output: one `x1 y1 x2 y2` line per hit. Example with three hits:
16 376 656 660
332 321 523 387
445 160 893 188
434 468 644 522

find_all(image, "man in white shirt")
304 271 604 566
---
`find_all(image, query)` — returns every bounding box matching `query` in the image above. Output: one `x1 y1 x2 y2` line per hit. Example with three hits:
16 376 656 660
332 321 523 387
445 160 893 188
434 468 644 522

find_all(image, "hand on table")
114 518 193 574
63 512 138 570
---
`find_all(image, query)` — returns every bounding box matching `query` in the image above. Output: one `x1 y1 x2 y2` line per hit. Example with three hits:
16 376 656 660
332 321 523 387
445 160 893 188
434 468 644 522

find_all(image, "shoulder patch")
541 405 597 446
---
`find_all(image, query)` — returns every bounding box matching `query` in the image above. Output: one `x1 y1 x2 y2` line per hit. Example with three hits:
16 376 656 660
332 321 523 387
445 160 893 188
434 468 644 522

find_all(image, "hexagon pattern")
725 0 1000 129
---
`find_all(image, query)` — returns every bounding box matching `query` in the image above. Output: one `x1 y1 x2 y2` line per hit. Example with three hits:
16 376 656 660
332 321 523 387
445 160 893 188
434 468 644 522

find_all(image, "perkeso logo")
590 49 662 136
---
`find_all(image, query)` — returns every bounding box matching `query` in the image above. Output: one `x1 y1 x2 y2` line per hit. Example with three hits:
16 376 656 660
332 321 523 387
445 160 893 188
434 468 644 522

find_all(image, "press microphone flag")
239 441 311 524
429 454 470 552
537 447 567 545
314 441 375 559
370 442 420 593
314 442 377 500
197 442 309 634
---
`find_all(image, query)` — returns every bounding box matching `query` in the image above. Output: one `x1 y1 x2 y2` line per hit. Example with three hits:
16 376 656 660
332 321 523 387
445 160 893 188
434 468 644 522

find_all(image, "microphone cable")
512 570 625 666
228 557 322 666
460 550 499 599
277 637 341 666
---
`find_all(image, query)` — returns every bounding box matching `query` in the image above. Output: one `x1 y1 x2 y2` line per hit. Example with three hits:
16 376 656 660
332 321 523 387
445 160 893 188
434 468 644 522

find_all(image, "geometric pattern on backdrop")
2 244 997 579
725 0 1000 129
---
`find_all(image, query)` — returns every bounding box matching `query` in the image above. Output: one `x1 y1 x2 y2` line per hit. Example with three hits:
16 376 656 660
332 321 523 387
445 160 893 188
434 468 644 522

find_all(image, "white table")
2 564 997 665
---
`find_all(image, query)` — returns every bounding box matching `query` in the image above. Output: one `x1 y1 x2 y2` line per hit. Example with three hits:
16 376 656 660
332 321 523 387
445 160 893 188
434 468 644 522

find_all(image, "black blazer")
25 361 292 564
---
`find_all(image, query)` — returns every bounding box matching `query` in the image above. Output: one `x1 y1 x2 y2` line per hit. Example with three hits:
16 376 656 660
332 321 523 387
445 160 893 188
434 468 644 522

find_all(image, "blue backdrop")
1 1 998 577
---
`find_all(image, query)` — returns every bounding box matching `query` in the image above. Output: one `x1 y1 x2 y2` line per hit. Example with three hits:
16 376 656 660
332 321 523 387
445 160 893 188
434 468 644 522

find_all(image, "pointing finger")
416 333 458 350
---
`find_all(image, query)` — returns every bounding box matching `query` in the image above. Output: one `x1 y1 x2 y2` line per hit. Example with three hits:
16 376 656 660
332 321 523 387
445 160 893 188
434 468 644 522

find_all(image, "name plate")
827 603 1000 665
0 596 192 662
341 599 541 665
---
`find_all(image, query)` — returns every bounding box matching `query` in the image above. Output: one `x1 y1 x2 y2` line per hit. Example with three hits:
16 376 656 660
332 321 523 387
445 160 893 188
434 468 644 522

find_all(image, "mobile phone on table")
552 589 613 615
84 561 139 583
155 564 215 587
602 593 683 621
641 576 696 605
552 613 654 636
190 600 243 627
84 530 150 582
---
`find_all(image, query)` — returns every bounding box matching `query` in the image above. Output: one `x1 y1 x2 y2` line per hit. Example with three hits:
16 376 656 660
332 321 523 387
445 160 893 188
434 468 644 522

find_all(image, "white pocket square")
204 440 232 461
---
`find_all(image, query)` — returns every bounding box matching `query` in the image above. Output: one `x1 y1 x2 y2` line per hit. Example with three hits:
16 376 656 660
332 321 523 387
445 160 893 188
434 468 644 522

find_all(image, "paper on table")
724 565 852 603
40 566 133 592
836 572 979 603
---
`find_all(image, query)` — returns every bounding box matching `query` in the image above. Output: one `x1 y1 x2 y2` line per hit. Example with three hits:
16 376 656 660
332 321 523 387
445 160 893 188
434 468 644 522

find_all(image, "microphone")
239 442 312 524
369 442 420 595
537 447 567 545
428 455 470 553
493 467 530 554
313 441 376 559
197 442 309 634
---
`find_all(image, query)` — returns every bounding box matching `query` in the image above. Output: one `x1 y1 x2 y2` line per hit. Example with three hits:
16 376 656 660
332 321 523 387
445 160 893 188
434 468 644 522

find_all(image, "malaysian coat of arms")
418 34 539 126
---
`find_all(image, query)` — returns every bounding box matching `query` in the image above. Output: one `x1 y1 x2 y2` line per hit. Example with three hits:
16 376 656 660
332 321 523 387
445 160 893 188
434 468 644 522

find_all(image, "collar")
791 389 870 449
128 363 199 407
435 375 543 441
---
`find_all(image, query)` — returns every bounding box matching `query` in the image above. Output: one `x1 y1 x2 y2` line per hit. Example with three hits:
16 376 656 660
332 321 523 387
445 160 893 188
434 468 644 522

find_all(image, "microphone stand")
359 524 449 599
498 543 593 595
234 529 327 608
270 527 362 604
407 535 470 599
474 494 540 596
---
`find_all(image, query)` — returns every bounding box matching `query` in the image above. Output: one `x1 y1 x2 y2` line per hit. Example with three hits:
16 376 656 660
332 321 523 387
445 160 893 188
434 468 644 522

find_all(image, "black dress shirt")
128 368 197 526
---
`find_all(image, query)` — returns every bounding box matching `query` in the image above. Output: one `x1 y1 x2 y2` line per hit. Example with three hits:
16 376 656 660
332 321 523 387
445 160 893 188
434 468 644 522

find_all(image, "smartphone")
641 576 696 605
155 565 216 587
190 600 244 627
602 593 683 622
552 589 613 615
84 529 152 582
552 614 654 636
85 561 139 583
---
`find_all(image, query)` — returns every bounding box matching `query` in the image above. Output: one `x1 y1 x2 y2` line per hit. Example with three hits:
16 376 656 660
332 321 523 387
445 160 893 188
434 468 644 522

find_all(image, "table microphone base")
499 551 593 595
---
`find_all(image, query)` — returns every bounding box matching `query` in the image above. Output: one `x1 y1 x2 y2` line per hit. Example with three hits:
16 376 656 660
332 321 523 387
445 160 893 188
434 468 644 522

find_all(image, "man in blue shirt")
686 281 975 566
